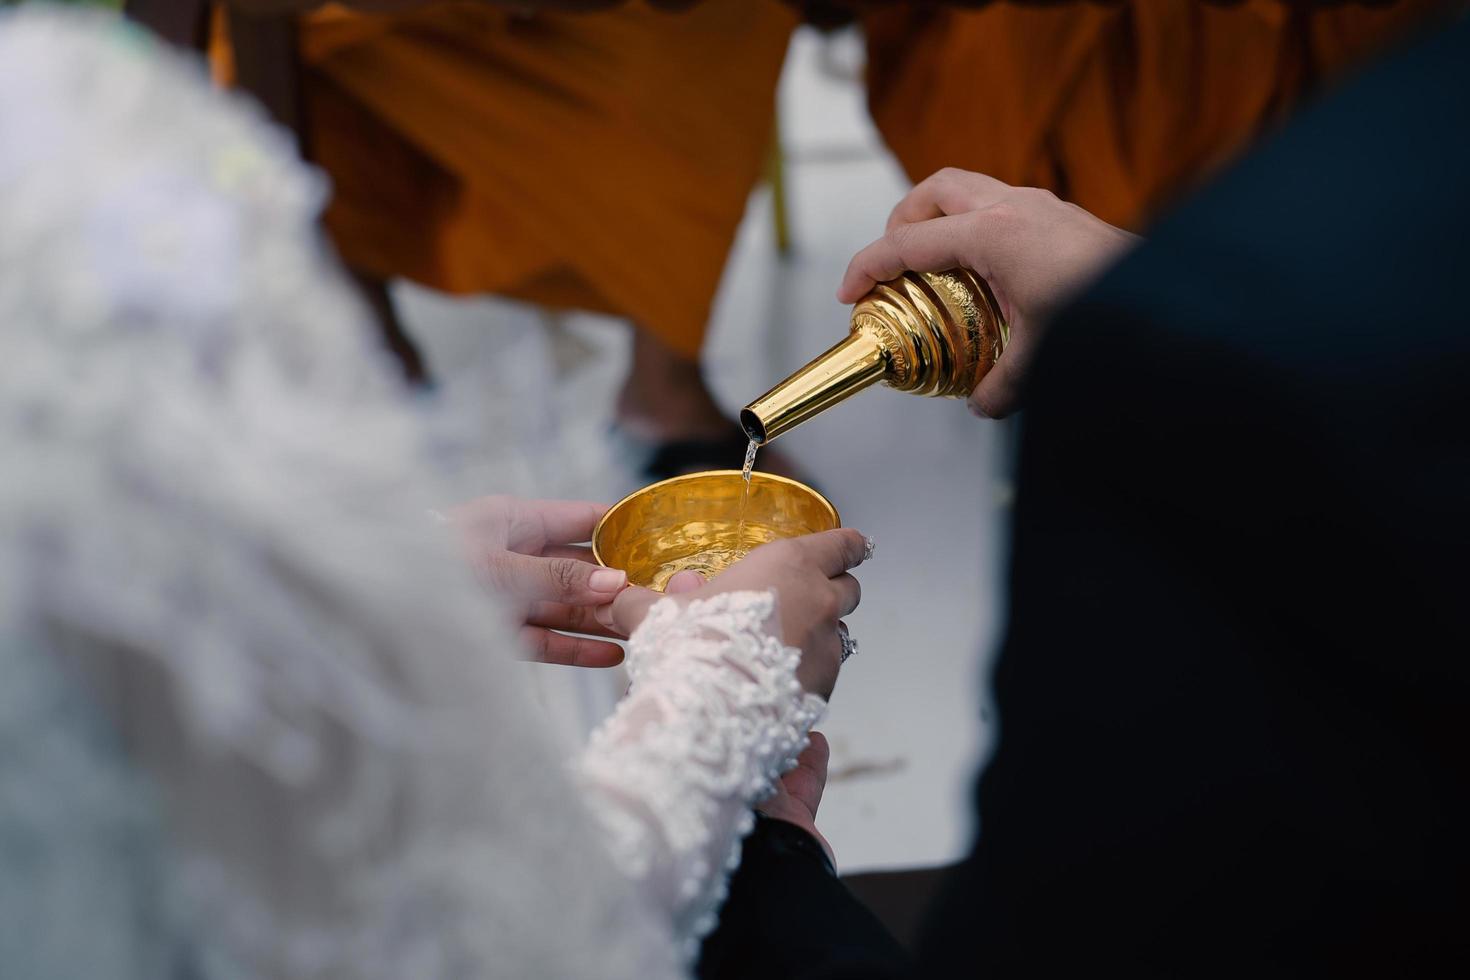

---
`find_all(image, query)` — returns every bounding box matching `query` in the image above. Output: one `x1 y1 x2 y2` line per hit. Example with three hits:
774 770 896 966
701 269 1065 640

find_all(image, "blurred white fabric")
0 9 680 977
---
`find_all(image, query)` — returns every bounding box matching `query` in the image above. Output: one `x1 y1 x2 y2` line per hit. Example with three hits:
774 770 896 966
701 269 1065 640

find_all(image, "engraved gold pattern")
742 269 1010 443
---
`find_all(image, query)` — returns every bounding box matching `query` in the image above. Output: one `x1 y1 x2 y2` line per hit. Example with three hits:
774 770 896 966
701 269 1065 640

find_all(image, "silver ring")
838 623 858 664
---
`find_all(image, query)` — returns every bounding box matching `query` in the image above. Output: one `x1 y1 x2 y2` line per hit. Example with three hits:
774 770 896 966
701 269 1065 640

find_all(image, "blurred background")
389 27 1007 875
82 0 1452 879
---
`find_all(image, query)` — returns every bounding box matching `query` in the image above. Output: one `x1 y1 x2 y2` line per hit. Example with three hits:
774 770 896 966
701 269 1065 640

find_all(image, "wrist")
750 813 837 878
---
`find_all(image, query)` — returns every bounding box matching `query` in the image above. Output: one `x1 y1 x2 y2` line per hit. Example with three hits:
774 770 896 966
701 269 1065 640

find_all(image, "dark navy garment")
702 15 1470 979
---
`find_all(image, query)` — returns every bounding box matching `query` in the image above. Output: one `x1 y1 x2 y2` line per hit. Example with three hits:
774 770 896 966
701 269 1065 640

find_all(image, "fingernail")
590 569 626 593
863 536 876 561
967 400 986 419
593 603 617 631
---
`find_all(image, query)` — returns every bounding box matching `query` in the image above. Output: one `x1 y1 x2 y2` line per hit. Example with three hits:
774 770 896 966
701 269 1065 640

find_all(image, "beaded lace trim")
577 591 826 959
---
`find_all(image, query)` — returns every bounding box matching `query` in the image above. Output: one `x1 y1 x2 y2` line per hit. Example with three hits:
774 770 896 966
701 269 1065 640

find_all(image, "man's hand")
840 168 1140 418
445 495 629 667
758 732 835 865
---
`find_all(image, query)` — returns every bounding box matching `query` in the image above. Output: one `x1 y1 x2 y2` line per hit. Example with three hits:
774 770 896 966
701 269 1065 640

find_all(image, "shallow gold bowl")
593 470 839 591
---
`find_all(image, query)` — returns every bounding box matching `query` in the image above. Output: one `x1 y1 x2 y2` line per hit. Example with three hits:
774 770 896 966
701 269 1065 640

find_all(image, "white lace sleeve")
575 590 826 960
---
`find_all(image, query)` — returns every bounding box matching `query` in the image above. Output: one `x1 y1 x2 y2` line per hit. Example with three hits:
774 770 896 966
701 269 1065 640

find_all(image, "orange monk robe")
864 0 1451 231
237 2 799 360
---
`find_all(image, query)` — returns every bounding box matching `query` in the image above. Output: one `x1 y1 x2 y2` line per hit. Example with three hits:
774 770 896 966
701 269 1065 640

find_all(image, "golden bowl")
593 470 839 591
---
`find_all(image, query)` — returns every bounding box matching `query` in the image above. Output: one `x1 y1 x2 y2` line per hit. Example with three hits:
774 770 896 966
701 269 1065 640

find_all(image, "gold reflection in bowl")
592 470 839 591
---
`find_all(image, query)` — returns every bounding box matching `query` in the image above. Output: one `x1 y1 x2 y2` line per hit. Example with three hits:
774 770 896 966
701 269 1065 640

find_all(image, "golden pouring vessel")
741 269 1009 444
595 270 1008 588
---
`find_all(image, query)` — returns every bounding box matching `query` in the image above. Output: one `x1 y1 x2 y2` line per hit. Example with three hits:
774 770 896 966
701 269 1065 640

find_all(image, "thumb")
665 570 706 594
496 553 627 605
783 731 831 818
969 353 1024 420
596 584 668 637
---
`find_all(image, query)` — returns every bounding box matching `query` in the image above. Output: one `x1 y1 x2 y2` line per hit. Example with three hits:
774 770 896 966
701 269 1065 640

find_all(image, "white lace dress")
579 592 826 958
0 8 824 978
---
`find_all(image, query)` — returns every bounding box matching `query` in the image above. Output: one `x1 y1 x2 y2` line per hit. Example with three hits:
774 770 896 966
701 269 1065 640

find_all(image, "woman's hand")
443 495 629 667
601 528 870 699
839 168 1140 418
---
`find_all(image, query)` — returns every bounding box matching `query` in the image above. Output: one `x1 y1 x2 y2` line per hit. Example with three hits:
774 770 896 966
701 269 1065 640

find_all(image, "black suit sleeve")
918 14 1470 978
707 15 1470 980
698 817 911 980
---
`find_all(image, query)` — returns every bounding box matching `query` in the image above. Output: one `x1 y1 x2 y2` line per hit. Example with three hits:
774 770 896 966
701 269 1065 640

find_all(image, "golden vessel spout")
740 331 888 444
741 269 1010 445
